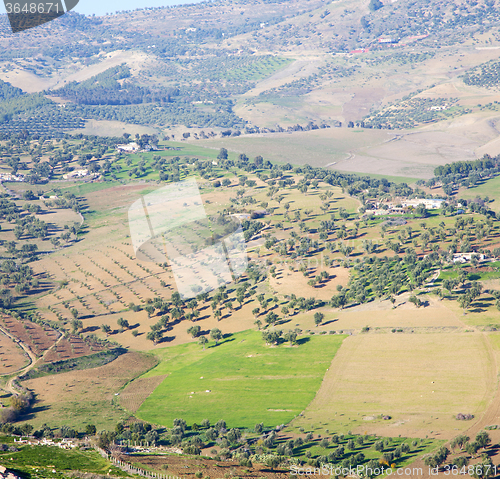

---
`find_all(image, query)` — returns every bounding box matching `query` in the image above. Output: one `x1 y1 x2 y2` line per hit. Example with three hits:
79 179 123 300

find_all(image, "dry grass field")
289 332 494 439
71 119 160 138
21 352 157 430
194 128 392 169
283 294 470 333
269 266 350 301
193 125 497 179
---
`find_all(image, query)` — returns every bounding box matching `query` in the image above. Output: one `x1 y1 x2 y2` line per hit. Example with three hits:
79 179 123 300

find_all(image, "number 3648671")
5 3 60 13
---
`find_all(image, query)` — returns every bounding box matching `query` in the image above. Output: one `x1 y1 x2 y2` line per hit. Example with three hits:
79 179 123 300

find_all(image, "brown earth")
41 335 109 364
269 266 350 301
0 330 29 374
463 266 496 273
119 374 167 413
120 453 289 479
0 315 60 357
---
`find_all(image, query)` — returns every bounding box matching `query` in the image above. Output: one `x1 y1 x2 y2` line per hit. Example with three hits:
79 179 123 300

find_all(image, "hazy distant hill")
0 0 498 136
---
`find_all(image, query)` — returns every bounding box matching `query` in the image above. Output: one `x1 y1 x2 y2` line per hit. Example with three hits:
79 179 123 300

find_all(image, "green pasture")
304 435 442 467
458 175 500 209
137 329 345 429
438 262 500 282
224 56 292 81
359 172 420 185
0 445 126 478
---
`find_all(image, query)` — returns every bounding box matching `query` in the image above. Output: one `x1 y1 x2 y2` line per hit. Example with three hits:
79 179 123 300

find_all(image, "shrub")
456 413 474 420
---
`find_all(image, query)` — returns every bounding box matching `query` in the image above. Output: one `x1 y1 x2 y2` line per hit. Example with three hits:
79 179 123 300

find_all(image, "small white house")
401 198 445 209
452 253 485 264
63 169 89 180
0 173 24 182
117 142 140 152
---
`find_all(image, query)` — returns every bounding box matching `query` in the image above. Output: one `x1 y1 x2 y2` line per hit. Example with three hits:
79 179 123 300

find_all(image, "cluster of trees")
434 157 497 178
105 421 161 449
0 260 38 306
462 60 500 89
13 214 48 240
261 329 297 345
329 253 437 309
449 431 491 459
77 101 243 129
0 85 83 134
424 431 492 471
429 155 500 196
457 282 483 314
0 390 33 425
359 97 460 130
51 65 178 106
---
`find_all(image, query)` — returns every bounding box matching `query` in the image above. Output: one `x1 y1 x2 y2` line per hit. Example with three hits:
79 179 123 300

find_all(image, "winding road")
0 324 64 397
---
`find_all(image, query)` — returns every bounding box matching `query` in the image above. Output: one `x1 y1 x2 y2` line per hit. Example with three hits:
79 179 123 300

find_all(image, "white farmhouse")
401 198 445 209
452 253 485 264
63 169 89 180
117 142 140 152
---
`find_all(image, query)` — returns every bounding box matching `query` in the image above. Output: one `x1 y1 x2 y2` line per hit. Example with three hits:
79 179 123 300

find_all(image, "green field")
438 262 500 282
458 175 500 209
137 329 345 428
359 172 420 185
0 445 125 479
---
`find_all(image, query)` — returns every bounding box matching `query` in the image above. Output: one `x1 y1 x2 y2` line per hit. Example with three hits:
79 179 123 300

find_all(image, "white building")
63 169 89 180
401 198 445 209
0 173 24 182
452 253 485 264
117 142 140 152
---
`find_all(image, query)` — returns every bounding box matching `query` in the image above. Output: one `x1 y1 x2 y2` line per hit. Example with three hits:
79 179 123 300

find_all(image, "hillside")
0 0 497 147
2 3 500 478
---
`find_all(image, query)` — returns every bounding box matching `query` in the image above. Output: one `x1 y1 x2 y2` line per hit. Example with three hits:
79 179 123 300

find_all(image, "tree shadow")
469 305 488 313
159 335 175 343
81 325 99 333
275 318 291 326
322 319 338 327
20 404 50 421
208 337 235 348
296 337 311 345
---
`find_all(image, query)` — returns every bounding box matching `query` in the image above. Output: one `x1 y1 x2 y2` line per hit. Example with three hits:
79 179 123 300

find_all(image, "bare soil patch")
463 266 496 273
0 315 60 357
0 331 29 374
119 375 167 413
41 334 109 364
120 452 289 479
269 266 350 301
